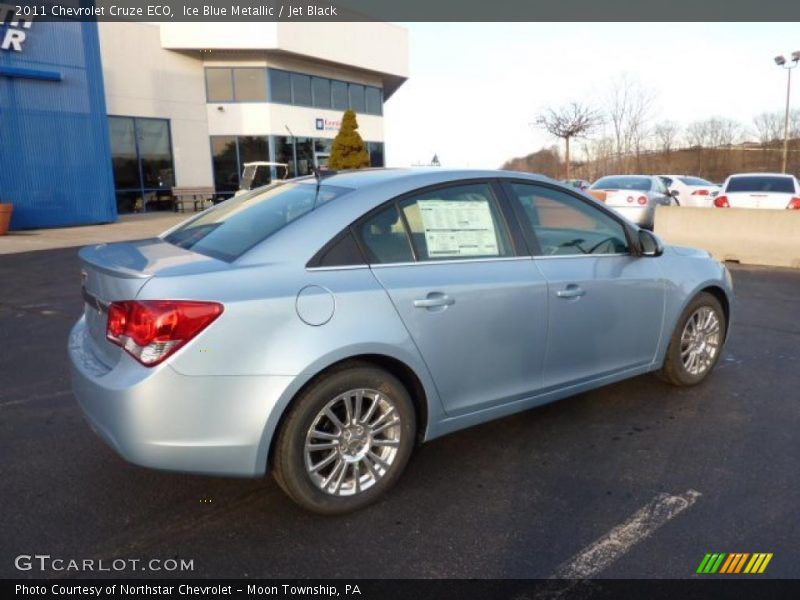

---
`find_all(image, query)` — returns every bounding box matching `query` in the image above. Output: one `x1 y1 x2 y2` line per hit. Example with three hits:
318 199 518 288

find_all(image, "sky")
382 22 800 168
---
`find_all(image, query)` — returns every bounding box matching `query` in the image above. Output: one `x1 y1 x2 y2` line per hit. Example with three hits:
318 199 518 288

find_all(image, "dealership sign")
0 4 32 52
315 117 341 132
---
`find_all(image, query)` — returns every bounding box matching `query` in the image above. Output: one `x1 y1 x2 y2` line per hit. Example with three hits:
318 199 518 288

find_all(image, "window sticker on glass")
417 199 500 257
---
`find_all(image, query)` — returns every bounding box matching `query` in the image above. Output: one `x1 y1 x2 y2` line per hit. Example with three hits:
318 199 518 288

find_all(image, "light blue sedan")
69 169 733 514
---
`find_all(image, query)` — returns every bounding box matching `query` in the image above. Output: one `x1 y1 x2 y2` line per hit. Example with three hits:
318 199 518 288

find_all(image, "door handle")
414 293 455 308
557 285 586 299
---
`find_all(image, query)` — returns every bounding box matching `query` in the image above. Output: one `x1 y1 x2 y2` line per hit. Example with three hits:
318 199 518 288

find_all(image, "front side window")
510 183 630 256
165 182 352 262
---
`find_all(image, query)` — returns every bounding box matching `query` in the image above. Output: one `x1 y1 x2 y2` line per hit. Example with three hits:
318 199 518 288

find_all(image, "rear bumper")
69 317 294 477
608 205 655 227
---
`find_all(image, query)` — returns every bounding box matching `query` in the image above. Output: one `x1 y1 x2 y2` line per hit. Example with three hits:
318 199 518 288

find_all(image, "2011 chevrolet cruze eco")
70 169 733 514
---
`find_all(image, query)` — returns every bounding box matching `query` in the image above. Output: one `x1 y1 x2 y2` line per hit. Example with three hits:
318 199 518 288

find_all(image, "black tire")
657 292 726 386
272 363 416 514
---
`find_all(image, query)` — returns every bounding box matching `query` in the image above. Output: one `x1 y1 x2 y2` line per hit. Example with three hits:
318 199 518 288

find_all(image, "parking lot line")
0 389 73 408
552 489 702 579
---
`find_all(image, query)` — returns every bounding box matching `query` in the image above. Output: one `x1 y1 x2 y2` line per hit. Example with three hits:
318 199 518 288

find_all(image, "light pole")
774 51 800 173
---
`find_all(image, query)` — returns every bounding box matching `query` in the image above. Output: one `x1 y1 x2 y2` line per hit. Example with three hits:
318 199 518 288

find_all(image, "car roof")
294 167 555 190
727 172 794 178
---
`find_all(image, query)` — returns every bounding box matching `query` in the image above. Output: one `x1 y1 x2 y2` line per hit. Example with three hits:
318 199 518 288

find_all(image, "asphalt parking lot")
1 248 798 579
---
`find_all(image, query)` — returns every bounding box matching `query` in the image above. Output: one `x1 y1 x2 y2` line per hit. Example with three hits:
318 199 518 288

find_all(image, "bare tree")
605 74 657 172
535 102 601 179
654 120 680 154
753 111 783 147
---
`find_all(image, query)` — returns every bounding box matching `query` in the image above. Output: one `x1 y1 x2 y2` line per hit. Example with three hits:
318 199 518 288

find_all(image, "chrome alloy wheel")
680 306 721 376
304 388 402 496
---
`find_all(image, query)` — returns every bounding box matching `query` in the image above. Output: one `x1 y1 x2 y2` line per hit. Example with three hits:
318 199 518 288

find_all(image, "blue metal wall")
0 20 116 229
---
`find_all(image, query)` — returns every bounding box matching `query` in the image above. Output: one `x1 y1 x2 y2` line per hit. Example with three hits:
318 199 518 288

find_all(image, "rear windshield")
725 176 795 194
591 176 652 191
164 181 353 261
679 176 713 186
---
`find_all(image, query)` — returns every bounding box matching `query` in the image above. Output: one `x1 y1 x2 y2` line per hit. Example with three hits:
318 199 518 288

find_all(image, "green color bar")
710 553 727 573
697 554 713 573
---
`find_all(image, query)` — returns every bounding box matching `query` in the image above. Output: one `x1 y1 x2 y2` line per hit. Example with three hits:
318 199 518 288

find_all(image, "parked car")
588 175 677 229
714 173 800 209
563 178 591 191
70 169 733 514
658 175 720 207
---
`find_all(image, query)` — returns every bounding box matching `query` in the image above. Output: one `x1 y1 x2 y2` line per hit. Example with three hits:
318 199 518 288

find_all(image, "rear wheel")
273 364 416 514
657 292 726 386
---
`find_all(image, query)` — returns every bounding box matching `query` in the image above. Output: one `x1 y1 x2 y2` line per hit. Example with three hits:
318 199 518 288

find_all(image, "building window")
366 87 383 116
331 80 348 111
290 73 312 106
348 84 366 114
312 76 331 109
109 116 174 214
266 68 383 115
269 69 292 104
210 135 270 196
205 68 234 102
367 142 385 167
206 68 267 102
233 68 267 102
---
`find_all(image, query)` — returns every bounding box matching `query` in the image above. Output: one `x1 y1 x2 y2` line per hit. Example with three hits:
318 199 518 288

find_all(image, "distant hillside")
502 140 800 182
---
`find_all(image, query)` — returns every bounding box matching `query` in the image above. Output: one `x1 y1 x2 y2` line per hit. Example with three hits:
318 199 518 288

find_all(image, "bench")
171 187 216 213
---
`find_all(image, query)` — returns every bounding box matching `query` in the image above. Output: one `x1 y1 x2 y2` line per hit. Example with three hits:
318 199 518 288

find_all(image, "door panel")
505 181 666 389
534 256 665 388
372 260 549 415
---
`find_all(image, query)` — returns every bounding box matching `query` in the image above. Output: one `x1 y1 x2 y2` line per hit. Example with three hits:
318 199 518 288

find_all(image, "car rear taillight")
691 189 710 196
637 196 648 205
787 197 800 210
106 300 223 366
714 195 730 208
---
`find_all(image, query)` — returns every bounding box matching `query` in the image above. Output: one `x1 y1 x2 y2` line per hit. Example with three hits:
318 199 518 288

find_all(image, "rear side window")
725 176 796 193
165 182 352 262
399 183 513 261
359 204 414 264
357 182 513 264
510 183 630 256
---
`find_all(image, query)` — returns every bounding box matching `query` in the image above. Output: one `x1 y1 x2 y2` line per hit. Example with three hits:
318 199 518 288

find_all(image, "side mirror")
639 229 664 257
669 189 680 197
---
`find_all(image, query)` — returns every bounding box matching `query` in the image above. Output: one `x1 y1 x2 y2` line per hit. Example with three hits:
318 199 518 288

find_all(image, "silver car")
590 175 677 229
70 169 733 514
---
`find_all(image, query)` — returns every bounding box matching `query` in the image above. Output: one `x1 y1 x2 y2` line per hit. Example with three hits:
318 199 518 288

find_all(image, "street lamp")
774 51 800 173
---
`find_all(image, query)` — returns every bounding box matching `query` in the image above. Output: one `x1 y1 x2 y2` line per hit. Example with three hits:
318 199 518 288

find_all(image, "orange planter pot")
0 203 14 235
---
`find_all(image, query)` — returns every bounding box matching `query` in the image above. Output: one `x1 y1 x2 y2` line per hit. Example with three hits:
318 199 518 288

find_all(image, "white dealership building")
98 21 409 212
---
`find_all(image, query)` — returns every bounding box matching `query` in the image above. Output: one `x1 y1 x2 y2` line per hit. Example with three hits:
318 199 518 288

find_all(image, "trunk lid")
725 192 794 210
79 238 228 367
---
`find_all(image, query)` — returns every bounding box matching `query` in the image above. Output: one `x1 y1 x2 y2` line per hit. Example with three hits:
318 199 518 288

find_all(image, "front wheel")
657 292 726 386
272 364 416 514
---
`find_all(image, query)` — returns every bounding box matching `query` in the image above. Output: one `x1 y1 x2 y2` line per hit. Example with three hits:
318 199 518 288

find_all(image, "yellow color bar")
746 554 765 573
758 553 773 574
